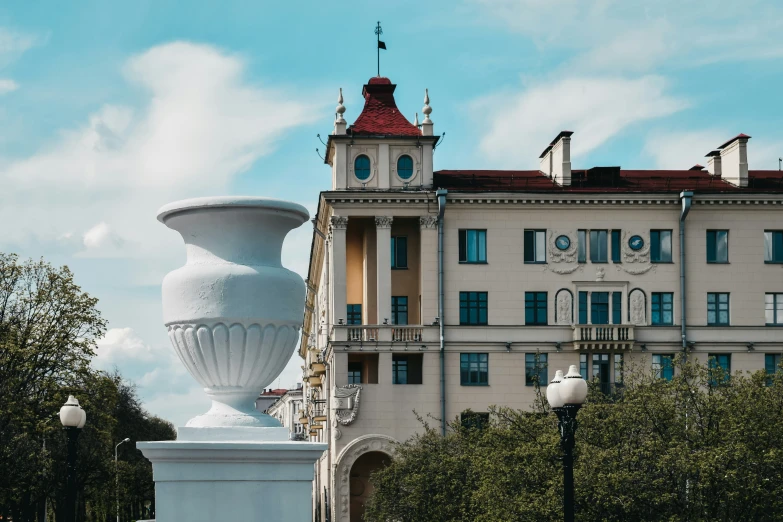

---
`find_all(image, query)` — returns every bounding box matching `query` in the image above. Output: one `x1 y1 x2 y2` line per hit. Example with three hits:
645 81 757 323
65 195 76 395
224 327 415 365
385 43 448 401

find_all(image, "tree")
364 356 783 522
0 253 175 522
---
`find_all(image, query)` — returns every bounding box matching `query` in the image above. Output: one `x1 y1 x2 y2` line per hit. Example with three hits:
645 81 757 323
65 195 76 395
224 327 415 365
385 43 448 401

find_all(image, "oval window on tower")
354 155 371 181
397 155 414 180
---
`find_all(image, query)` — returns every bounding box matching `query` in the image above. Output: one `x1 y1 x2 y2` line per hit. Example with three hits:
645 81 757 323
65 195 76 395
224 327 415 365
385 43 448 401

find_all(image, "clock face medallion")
555 235 571 251
629 235 644 251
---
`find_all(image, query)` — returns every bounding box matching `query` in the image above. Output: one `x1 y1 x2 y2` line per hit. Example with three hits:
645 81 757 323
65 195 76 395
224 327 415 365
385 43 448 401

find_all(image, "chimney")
542 131 573 186
717 134 750 187
705 151 721 176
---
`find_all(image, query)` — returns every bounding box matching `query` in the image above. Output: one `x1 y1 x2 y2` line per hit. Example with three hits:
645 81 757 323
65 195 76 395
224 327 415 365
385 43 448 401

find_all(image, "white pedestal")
138 428 326 522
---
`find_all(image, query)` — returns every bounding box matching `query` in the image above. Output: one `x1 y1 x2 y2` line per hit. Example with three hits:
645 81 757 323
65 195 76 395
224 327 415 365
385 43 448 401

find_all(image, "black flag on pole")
378 41 386 50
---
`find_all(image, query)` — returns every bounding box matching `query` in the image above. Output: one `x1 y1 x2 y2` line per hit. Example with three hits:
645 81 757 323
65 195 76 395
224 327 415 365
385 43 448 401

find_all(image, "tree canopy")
364 355 783 522
0 253 175 522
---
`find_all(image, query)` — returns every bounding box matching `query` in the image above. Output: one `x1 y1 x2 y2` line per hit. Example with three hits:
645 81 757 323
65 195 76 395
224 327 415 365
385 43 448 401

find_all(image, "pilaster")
375 216 393 324
419 216 439 324
331 216 348 325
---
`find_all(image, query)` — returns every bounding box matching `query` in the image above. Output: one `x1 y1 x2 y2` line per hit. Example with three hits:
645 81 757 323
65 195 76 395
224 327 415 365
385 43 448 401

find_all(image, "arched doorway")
349 451 390 521
333 434 396 522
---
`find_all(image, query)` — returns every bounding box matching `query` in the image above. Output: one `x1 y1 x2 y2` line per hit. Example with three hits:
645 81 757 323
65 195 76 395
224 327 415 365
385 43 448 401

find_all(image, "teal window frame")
525 353 548 386
706 230 729 263
766 293 783 325
651 292 674 325
590 230 608 263
460 291 488 325
765 231 783 263
354 155 371 180
612 292 622 324
611 230 622 263
524 230 547 264
459 229 487 264
707 292 730 325
708 354 731 386
766 354 781 386
460 353 489 386
346 304 362 325
391 296 408 325
391 236 408 269
577 230 587 263
651 230 673 263
652 354 674 380
524 292 548 325
396 155 414 180
348 362 363 384
591 292 609 325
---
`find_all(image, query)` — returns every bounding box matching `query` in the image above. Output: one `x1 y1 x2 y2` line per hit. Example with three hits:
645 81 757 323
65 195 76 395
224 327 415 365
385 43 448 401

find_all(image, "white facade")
299 78 783 522
267 388 307 440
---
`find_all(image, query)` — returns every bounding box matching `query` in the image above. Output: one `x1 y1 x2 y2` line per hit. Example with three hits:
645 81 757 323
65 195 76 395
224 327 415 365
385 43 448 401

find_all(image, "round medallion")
629 235 644 251
555 235 571 251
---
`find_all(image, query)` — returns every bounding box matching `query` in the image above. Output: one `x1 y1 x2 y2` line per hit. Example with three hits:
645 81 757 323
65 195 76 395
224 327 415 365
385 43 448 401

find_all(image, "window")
765 231 783 263
590 230 608 263
577 230 587 263
578 291 588 324
391 296 408 325
591 292 609 325
391 236 408 269
579 353 588 380
348 362 363 384
614 354 624 383
592 353 611 394
651 292 674 325
612 292 622 324
524 230 546 263
652 354 674 380
460 291 488 325
525 353 548 386
354 155 371 180
525 292 547 325
766 293 783 325
460 411 489 430
460 353 489 385
707 230 729 263
391 354 422 384
765 354 781 386
347 304 362 325
611 230 621 263
708 354 731 385
392 355 408 384
651 230 673 263
397 155 414 180
707 293 729 325
459 229 487 263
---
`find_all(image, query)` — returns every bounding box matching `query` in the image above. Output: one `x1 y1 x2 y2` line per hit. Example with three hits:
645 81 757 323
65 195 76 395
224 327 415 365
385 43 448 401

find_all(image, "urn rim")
157 196 309 225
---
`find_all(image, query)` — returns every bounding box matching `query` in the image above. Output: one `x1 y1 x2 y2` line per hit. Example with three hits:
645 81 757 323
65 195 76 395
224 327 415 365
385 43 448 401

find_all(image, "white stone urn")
157 196 309 428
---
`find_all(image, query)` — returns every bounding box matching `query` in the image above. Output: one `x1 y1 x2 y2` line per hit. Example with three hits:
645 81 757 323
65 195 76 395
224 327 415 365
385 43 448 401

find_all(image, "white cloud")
0 79 18 94
644 130 783 171
82 221 124 251
95 327 159 364
474 75 688 168
468 0 783 73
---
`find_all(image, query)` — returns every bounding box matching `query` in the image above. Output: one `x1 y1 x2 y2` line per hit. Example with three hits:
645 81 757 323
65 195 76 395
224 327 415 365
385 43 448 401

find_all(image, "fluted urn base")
187 391 280 428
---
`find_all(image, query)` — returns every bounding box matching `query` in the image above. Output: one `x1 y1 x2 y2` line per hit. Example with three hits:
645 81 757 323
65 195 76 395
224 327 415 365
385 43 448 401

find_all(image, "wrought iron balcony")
572 324 634 350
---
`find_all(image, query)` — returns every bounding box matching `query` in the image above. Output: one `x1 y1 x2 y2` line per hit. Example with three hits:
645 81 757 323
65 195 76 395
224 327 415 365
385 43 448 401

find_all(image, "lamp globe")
546 369 565 408
60 396 85 428
559 365 588 405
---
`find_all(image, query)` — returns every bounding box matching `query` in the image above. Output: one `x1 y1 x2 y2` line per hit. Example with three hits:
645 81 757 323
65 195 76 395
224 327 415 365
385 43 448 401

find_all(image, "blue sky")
2 0 782 425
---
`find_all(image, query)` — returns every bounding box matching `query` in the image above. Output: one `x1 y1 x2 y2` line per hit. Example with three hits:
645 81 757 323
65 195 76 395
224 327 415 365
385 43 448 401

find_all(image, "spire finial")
414 112 419 127
335 87 346 123
422 88 432 123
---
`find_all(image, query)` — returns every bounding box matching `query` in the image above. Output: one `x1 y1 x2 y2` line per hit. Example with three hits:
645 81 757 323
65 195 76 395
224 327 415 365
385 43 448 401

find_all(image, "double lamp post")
546 365 588 522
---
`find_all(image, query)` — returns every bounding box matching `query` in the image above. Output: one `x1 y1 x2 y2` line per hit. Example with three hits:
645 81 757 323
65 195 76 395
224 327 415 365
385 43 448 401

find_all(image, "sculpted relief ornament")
617 230 656 275
629 289 646 325
419 215 438 229
332 384 361 426
556 290 573 325
544 231 584 275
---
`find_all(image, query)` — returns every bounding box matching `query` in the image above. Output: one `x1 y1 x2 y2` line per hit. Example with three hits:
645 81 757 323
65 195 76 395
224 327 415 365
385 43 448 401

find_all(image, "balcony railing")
573 324 634 350
334 324 437 343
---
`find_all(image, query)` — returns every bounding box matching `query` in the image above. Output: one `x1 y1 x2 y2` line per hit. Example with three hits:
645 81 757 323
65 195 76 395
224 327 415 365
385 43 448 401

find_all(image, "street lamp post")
546 365 587 522
115 437 131 522
59 396 87 522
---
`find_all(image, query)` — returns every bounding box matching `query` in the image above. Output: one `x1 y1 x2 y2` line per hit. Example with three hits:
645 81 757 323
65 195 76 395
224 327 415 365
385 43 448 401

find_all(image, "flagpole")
375 21 382 77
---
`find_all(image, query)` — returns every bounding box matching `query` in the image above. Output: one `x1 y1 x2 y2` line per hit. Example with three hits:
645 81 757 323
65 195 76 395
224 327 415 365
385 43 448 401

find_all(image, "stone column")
331 216 348 325
419 216 439 325
375 216 393 324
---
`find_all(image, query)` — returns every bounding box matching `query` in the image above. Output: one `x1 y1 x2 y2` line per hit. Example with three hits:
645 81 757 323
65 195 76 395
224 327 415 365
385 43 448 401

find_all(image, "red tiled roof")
348 77 421 137
259 388 288 396
434 168 783 193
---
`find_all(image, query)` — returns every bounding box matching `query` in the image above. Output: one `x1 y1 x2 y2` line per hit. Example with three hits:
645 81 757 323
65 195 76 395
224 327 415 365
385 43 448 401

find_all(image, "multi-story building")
265 386 306 440
299 75 783 522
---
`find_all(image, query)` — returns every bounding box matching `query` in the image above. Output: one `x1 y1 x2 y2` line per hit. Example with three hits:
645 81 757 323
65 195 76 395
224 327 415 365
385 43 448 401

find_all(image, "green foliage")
364 355 783 522
0 253 175 522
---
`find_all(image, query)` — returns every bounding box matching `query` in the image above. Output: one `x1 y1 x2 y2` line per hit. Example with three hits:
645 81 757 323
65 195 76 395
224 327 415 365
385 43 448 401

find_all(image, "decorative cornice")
419 215 438 229
375 216 394 228
330 216 348 229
